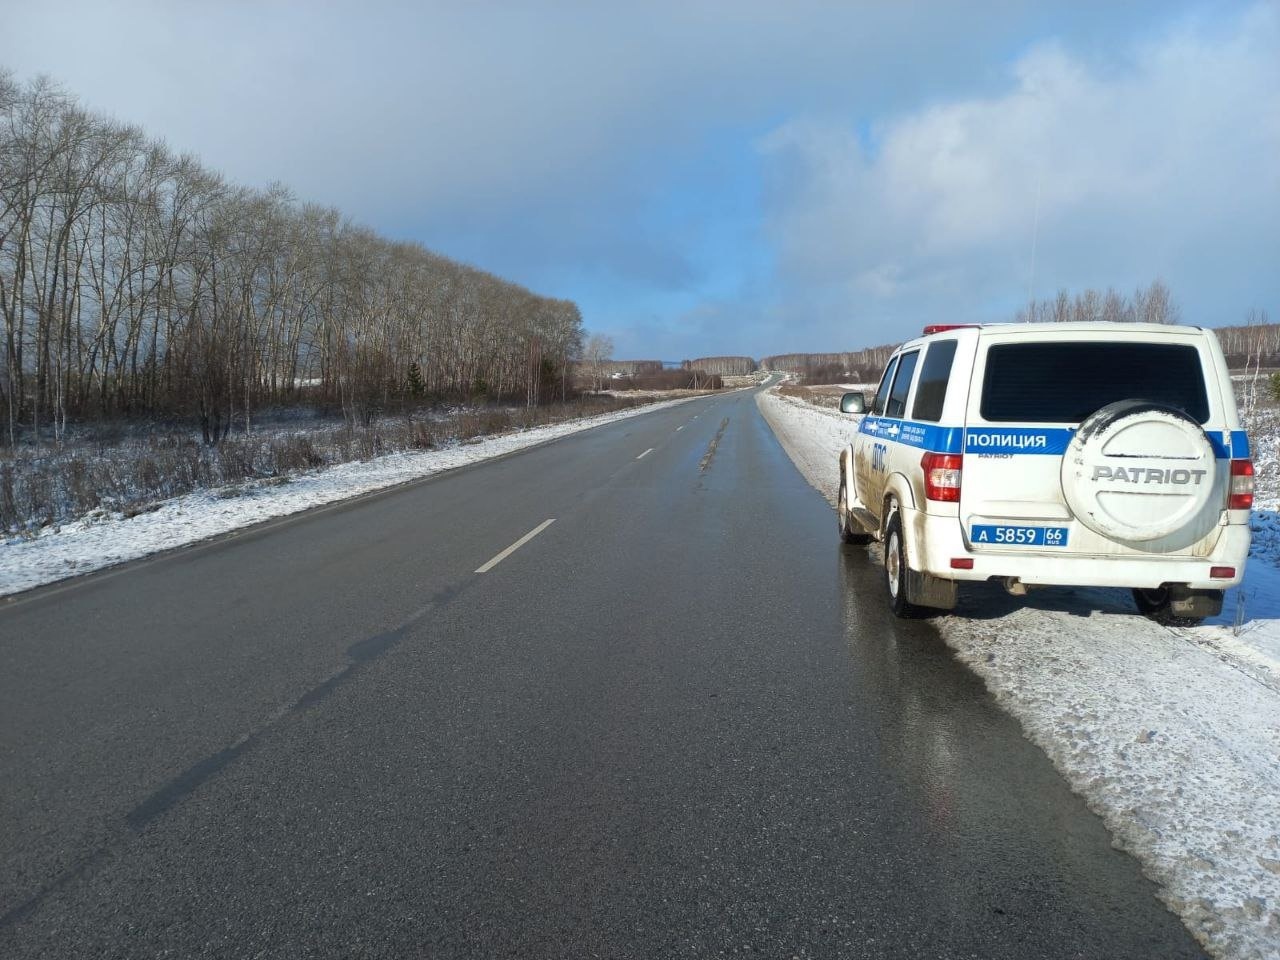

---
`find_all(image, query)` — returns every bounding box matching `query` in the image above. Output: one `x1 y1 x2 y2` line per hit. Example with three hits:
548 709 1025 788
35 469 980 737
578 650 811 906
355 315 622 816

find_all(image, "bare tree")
582 333 614 392
1133 279 1179 324
1008 281 1182 331
1072 288 1102 323
1239 307 1271 422
1100 287 1130 323
0 71 588 447
1051 288 1071 323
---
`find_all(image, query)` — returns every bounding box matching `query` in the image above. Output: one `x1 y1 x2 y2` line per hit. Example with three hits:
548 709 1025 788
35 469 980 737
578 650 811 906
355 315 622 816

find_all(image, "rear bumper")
905 507 1250 590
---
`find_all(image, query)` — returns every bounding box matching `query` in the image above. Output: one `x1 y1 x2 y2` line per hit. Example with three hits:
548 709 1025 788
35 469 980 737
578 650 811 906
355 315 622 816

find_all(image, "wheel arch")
880 473 917 534
838 444 854 486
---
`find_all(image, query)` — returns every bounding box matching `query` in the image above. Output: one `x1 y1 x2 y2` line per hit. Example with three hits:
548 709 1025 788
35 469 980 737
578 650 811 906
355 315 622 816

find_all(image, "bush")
272 435 326 472
407 421 435 450
800 362 849 385
1270 372 1280 403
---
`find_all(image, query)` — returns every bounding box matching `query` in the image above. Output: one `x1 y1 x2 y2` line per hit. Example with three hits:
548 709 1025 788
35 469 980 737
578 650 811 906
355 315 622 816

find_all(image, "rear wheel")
838 476 872 544
884 511 923 618
1131 587 1218 627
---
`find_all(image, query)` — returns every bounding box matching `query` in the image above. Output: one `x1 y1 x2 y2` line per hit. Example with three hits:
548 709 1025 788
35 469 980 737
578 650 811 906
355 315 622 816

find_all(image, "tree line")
1014 279 1179 325
590 356 757 380
599 360 664 376
0 70 585 446
1214 310 1278 369
681 356 755 376
760 345 898 383
607 369 724 391
763 282 1277 383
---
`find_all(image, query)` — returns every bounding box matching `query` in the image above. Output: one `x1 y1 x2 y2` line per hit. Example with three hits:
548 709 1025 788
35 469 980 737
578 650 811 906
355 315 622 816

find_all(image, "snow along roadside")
757 387 1280 960
0 395 702 599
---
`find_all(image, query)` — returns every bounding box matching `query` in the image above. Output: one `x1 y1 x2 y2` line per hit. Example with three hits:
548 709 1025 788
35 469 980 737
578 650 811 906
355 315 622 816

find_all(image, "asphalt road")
0 388 1205 958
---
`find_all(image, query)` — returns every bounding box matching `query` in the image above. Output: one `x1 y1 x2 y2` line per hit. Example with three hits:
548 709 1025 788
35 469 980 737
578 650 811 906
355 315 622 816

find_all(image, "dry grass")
0 395 652 535
775 382 875 409
1233 372 1279 503
721 373 769 388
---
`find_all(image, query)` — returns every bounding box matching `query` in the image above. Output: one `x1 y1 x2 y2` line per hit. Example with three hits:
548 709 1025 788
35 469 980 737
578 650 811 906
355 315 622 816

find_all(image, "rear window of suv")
979 341 1210 424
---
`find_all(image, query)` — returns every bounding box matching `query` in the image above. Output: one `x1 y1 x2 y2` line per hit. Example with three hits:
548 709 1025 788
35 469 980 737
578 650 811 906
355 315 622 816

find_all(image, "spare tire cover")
1061 400 1218 543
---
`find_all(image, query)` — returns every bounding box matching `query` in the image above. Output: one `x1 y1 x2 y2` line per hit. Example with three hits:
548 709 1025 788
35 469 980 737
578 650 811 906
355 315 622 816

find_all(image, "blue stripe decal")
858 418 1246 459
1230 430 1250 459
858 416 963 453
1208 432 1248 459
964 427 1073 455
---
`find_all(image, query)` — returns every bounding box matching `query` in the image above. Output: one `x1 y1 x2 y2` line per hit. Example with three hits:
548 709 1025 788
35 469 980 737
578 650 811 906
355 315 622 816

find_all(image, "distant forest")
681 356 755 376
609 280 1278 391
764 284 1275 384
0 71 585 446
1214 315 1279 369
597 357 756 377
760 346 897 384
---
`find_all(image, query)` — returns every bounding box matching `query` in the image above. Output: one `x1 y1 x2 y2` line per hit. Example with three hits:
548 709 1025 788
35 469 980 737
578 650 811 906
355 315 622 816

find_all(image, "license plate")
970 525 1068 547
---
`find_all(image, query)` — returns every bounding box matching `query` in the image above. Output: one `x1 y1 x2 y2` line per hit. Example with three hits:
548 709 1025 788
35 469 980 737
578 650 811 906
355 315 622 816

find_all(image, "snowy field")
0 395 700 598
757 388 1280 960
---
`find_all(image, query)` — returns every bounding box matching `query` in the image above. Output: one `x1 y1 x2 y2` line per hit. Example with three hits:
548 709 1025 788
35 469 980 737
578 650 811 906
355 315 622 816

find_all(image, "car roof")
899 321 1208 351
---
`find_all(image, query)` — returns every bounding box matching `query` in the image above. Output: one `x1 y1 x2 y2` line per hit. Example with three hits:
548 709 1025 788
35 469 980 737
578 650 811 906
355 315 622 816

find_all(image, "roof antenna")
1027 171 1042 316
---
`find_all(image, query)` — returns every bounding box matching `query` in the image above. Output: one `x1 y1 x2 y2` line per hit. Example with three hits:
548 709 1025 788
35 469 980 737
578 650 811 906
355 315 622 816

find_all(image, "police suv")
835 322 1253 625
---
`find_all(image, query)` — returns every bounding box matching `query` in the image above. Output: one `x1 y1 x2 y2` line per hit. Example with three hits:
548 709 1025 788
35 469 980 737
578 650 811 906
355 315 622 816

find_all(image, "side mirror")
839 392 866 414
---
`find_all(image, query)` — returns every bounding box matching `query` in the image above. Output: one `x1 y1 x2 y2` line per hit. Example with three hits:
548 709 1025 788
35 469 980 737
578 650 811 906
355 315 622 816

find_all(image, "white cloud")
759 2 1280 340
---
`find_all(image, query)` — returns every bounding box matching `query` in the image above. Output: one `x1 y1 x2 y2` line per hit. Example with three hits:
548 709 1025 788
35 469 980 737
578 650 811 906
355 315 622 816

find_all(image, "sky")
2 0 1276 361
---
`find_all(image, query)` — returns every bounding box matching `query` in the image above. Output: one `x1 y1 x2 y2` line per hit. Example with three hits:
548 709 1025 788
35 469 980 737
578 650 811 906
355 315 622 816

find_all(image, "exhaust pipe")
1002 577 1028 596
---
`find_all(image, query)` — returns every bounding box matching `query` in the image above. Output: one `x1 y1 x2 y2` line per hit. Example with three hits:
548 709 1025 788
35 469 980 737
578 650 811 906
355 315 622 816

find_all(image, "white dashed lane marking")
475 519 556 574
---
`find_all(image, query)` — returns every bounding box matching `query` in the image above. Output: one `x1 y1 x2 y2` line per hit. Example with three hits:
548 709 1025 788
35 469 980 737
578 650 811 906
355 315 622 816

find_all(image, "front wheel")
884 511 924 618
838 476 873 544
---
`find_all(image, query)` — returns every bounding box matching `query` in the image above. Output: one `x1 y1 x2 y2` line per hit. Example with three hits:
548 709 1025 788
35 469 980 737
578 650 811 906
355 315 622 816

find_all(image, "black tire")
1132 587 1206 627
837 476 873 544
884 511 924 618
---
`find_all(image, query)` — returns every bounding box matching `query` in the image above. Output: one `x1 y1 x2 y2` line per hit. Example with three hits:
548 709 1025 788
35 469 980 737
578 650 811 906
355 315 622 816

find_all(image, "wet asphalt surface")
0 389 1206 958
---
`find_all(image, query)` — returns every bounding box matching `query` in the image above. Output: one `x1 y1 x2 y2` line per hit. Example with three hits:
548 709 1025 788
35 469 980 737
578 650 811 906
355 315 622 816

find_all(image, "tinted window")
885 350 919 419
980 341 1210 423
870 356 898 416
911 340 958 422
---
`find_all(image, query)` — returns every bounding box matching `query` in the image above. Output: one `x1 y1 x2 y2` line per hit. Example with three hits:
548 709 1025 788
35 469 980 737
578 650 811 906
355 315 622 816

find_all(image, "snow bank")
0 396 698 598
757 388 1280 960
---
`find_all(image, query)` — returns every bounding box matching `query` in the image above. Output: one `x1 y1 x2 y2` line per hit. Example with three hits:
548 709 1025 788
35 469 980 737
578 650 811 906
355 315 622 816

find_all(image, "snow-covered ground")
757 388 1280 960
0 395 700 598
595 387 713 399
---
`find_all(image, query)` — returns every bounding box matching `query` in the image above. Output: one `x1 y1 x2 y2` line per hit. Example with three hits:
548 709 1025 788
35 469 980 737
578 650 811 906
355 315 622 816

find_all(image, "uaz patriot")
835 322 1253 625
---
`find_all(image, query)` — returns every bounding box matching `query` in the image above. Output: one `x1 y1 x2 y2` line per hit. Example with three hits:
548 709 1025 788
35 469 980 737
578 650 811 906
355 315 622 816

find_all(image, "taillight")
1229 459 1254 510
922 452 963 502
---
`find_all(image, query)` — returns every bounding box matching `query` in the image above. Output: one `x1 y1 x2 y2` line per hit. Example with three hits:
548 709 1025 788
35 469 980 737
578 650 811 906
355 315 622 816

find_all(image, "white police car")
836 322 1253 625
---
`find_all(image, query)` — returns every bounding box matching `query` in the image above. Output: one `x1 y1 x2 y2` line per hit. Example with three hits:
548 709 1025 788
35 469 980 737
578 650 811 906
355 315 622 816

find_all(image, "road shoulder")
757 386 1280 960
